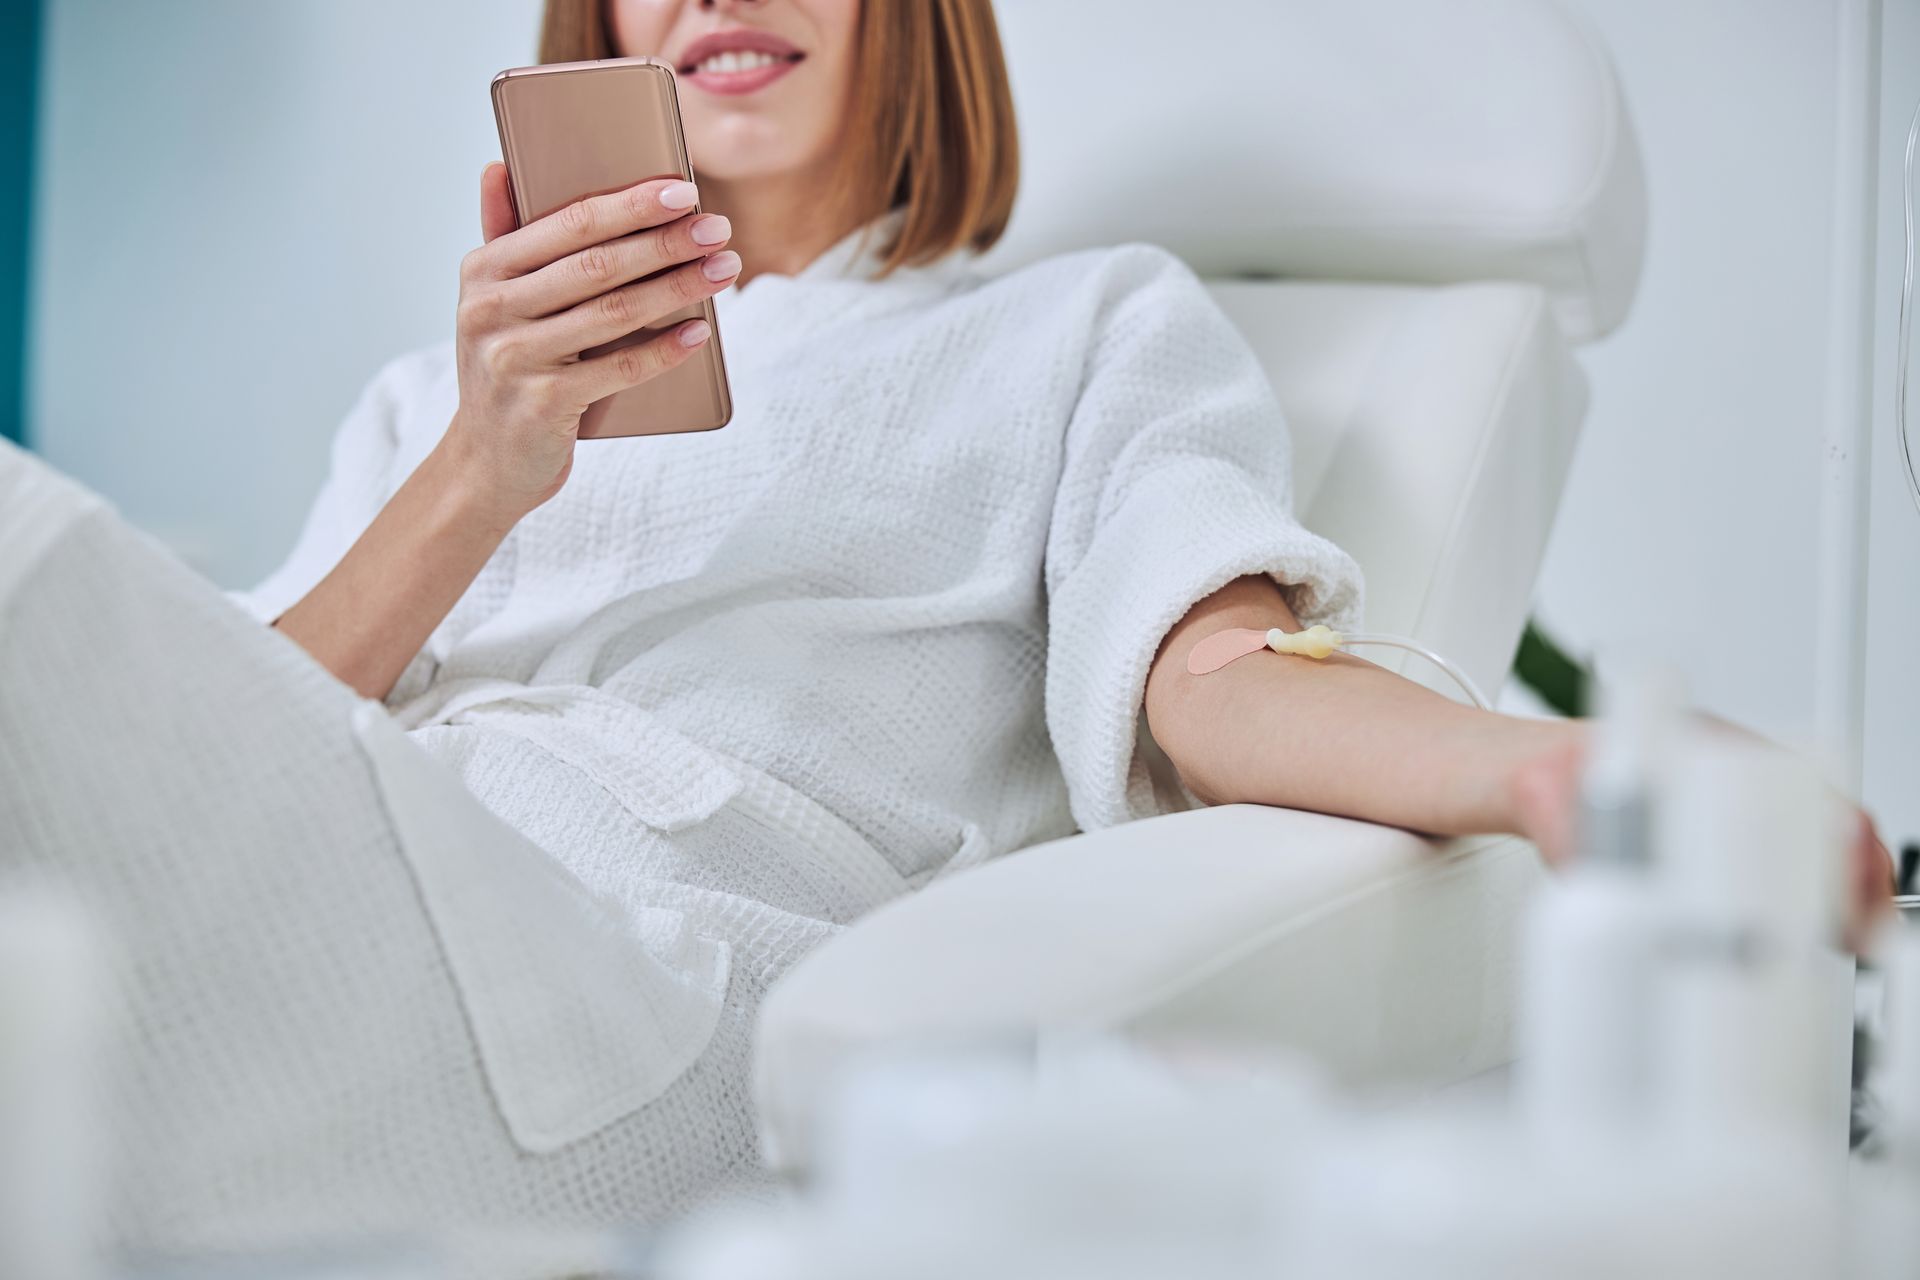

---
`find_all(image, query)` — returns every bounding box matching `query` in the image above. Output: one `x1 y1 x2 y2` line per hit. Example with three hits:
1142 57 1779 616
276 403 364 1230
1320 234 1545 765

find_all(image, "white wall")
1541 0 1919 849
1865 1 1920 859
26 2 1919 846
29 0 534 576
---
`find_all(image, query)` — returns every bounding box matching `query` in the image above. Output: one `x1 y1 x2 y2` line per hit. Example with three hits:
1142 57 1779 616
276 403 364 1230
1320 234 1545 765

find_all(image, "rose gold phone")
491 57 732 439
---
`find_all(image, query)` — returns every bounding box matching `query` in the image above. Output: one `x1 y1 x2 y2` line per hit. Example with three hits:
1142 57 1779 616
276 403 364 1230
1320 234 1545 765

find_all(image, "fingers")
470 177 703 279
509 212 733 318
562 319 715 407
479 162 517 244
1860 813 1896 903
1838 812 1896 956
530 252 740 356
1501 728 1586 868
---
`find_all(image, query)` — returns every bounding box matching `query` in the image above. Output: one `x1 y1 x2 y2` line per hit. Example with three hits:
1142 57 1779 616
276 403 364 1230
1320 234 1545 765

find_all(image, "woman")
0 0 1889 1255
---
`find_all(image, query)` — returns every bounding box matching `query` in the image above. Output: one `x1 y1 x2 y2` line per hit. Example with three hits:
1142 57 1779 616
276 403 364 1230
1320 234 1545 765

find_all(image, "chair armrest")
754 804 1547 1173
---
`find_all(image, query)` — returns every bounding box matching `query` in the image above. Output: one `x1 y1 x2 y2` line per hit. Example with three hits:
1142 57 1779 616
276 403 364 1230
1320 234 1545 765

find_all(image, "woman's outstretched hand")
446 163 740 522
1505 729 1896 954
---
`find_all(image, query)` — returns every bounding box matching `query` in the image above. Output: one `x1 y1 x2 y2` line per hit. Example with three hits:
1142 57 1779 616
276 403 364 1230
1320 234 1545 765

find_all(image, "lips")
675 28 804 96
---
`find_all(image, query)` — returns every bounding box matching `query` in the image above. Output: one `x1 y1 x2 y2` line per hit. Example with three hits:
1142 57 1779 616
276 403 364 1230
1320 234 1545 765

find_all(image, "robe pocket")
351 701 733 1155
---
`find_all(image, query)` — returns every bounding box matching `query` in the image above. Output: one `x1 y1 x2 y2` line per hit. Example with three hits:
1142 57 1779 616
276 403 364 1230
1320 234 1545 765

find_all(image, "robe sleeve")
1043 247 1364 831
227 356 413 626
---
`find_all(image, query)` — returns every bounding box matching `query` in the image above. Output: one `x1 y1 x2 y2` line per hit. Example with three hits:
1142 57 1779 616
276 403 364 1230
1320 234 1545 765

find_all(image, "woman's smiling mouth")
676 29 805 96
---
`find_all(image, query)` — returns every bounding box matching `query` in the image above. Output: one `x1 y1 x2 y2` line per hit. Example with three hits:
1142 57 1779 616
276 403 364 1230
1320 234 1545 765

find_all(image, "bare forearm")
270 172 740 701
274 437 514 700
1145 576 1582 839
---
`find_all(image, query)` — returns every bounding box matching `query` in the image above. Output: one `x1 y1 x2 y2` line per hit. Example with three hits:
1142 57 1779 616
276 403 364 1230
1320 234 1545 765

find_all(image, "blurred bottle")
1516 670 1675 1144
1650 730 1850 1144
0 888 109 1280
1849 923 1920 1280
1880 924 1920 1178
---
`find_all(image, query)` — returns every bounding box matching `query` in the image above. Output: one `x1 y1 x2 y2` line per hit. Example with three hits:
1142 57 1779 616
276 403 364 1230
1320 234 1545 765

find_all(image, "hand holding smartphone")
481 57 734 442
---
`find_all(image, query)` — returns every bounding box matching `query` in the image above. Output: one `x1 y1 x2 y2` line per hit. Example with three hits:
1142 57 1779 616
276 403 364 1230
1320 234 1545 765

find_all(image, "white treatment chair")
754 0 1648 1173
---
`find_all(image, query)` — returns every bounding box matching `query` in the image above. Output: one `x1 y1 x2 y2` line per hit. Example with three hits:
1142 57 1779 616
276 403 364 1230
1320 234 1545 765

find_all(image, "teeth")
696 49 784 75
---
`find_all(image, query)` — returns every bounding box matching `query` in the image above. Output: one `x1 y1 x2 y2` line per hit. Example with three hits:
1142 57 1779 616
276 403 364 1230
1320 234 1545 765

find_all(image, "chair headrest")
983 0 1647 342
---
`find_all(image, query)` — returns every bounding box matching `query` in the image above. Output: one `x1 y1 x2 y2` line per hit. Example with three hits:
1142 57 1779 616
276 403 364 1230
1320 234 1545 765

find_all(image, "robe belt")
391 678 743 833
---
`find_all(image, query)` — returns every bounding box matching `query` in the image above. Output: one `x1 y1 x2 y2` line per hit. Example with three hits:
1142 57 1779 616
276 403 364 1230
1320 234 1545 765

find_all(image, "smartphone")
491 57 732 439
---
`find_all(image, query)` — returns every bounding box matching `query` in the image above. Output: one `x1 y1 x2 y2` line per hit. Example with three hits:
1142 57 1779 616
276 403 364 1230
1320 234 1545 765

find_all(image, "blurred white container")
1877 922 1920 1172
1518 868 1664 1143
1652 734 1851 1142
667 1037 1325 1280
1517 670 1675 1143
1851 923 1920 1280
1271 1111 1836 1280
0 888 109 1280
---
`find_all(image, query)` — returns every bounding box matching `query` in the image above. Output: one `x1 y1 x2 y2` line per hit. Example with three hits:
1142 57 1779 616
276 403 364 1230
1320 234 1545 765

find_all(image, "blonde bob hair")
538 0 1020 274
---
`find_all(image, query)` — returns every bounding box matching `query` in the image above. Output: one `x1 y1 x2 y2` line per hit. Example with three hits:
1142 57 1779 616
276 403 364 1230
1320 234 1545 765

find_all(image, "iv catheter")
1186 625 1492 710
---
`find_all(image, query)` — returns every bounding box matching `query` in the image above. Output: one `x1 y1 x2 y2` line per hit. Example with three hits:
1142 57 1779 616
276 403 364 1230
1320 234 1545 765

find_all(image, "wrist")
427 421 529 538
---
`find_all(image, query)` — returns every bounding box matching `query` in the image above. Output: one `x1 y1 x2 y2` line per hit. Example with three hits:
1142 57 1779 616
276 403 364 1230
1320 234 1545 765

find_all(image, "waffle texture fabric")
0 235 1360 1255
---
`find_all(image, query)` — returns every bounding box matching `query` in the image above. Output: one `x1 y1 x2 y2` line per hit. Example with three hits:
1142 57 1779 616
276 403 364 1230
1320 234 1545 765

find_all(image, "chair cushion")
985 0 1647 342
754 805 1546 1173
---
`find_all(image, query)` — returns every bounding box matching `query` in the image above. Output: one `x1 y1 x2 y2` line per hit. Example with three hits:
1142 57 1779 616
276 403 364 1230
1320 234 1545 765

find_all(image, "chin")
683 151 786 182
684 120 825 184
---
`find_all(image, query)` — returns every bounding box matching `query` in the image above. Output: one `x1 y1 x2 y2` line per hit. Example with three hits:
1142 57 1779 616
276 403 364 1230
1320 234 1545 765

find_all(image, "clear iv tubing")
1335 632 1492 710
1898 97 1919 517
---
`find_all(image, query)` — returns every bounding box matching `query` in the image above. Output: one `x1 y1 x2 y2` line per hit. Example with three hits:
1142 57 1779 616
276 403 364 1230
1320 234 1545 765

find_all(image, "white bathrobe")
194 232 1356 1230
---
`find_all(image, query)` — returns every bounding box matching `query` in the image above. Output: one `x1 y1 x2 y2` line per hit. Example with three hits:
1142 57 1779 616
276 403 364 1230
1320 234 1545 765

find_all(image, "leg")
0 445 742 1254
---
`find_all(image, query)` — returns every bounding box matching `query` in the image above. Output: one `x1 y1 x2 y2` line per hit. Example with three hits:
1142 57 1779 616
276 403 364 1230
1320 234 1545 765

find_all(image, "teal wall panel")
0 0 41 444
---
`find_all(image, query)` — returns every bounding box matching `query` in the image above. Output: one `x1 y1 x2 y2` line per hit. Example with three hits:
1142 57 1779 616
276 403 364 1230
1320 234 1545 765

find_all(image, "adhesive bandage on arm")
1185 625 1491 710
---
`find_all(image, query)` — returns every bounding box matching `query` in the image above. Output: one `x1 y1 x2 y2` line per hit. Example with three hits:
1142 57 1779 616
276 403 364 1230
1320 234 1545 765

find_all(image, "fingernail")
659 181 699 210
678 319 713 348
701 250 741 282
690 214 731 246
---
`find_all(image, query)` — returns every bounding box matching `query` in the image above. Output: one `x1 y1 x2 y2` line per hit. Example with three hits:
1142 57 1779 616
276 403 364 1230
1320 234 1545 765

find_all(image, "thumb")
479 162 517 243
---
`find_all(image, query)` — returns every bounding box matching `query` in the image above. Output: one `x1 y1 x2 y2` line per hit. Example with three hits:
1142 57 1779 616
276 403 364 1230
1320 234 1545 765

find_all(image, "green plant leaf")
1512 618 1589 717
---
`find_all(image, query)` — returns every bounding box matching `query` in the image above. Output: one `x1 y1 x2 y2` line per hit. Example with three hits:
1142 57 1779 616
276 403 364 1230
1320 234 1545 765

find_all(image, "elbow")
1143 666 1227 808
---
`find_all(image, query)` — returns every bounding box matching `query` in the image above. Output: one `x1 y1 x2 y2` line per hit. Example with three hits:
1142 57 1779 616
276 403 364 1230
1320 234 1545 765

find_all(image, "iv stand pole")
1814 0 1883 1159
